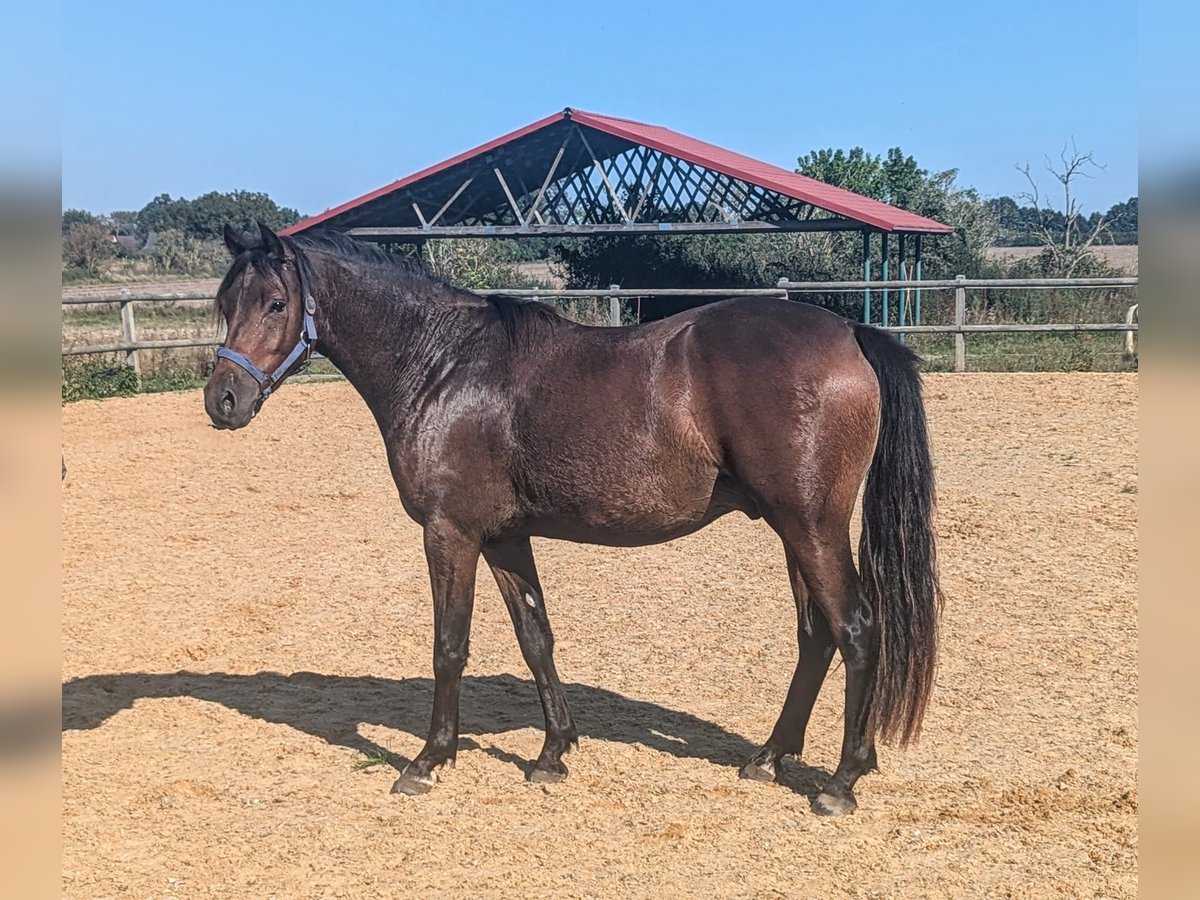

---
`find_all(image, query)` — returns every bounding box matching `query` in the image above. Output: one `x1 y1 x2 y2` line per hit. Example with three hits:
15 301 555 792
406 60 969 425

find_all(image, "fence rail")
62 276 1137 374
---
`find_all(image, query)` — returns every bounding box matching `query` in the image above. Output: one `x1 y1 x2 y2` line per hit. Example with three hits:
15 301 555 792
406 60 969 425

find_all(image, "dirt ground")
61 374 1138 898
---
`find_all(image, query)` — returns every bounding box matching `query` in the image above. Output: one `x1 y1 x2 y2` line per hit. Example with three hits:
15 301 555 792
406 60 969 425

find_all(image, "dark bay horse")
204 223 943 816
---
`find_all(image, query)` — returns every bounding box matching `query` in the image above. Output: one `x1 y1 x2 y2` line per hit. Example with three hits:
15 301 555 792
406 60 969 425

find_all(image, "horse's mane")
291 230 431 280
218 229 563 345
481 291 563 344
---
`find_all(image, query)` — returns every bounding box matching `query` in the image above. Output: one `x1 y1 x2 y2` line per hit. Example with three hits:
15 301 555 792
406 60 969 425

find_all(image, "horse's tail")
853 323 944 746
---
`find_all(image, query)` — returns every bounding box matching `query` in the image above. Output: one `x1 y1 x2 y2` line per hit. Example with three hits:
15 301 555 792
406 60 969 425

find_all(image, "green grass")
906 332 1137 373
63 304 213 330
352 748 396 771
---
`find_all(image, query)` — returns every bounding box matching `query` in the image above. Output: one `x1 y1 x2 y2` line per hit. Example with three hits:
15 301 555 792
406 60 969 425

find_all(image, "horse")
204 222 943 816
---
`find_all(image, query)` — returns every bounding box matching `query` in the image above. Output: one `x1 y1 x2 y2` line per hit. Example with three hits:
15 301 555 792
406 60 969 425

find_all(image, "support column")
861 231 871 325
914 234 923 325
897 233 907 345
881 232 890 328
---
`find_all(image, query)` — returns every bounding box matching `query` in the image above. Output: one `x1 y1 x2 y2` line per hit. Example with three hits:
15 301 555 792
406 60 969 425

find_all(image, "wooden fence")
62 276 1137 374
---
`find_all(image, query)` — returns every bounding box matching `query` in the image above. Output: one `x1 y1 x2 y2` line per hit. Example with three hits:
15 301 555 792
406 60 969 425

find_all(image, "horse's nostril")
221 389 236 416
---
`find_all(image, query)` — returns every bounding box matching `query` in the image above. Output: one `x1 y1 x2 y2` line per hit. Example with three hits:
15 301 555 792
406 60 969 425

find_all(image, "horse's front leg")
392 520 480 796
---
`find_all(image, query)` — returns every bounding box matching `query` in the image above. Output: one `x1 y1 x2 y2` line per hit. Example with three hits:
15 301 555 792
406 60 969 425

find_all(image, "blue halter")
215 256 319 402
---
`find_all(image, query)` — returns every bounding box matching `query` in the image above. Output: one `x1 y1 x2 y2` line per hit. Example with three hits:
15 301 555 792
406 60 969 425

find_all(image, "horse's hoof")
528 765 568 784
739 759 777 783
391 771 437 796
812 790 857 817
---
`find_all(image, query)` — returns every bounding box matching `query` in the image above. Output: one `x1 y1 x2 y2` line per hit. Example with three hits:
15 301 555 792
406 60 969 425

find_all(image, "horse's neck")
310 261 474 423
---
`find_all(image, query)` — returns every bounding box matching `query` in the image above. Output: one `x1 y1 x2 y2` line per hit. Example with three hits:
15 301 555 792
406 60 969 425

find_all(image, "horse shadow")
60 671 829 798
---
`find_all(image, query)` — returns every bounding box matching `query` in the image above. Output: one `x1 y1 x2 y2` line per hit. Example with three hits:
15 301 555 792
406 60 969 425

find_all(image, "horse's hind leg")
789 530 879 816
747 517 879 815
483 537 578 782
740 547 836 783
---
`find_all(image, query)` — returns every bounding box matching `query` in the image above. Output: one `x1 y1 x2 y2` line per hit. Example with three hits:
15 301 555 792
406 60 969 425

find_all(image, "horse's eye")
268 299 286 314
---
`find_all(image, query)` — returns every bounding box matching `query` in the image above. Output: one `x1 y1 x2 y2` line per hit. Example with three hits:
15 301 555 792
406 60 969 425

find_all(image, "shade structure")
283 108 952 241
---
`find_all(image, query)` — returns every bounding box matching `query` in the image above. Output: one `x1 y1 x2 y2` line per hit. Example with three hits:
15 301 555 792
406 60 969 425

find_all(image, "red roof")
283 109 952 236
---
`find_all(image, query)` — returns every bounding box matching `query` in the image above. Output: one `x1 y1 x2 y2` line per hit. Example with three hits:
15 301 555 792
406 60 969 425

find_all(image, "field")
61 374 1137 898
985 245 1139 273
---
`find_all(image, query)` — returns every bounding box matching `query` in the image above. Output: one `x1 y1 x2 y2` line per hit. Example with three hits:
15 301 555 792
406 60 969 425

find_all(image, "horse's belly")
520 469 756 547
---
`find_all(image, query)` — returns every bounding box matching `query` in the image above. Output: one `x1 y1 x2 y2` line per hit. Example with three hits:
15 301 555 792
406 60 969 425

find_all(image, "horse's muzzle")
204 369 259 430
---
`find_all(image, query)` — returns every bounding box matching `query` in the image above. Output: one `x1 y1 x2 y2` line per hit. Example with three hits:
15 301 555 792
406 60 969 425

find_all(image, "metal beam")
346 219 866 240
630 150 666 222
493 167 525 226
427 176 475 227
526 133 570 225
777 276 1138 290
575 126 631 222
512 170 546 225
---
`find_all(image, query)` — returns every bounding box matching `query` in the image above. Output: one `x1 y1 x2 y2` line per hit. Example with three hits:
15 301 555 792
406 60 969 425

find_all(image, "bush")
62 359 139 402
151 229 229 276
421 240 550 290
138 368 209 394
62 221 116 278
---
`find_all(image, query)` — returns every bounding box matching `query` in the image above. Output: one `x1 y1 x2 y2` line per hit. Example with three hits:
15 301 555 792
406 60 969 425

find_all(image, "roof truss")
287 111 949 240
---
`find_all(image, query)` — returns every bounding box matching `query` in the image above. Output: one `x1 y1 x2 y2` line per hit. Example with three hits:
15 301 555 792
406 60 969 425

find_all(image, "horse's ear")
223 223 252 257
257 221 285 258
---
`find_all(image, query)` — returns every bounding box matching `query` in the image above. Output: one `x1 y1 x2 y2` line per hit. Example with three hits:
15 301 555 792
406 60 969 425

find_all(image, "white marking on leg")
524 592 537 608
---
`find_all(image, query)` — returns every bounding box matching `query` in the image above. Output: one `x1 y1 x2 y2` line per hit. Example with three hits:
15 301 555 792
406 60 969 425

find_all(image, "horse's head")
204 222 317 430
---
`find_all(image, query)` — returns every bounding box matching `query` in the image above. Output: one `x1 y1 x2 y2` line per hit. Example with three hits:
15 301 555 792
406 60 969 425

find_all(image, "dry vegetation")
985 244 1138 273
62 374 1138 897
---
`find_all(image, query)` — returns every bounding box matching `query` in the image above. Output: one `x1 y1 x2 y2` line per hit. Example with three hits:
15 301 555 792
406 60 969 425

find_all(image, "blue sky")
60 0 1139 217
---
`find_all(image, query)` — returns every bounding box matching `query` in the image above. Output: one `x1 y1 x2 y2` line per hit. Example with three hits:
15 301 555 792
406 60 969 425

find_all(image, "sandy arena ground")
62 374 1138 898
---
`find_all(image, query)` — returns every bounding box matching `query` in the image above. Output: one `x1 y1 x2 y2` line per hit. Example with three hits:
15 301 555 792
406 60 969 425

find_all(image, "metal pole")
954 274 966 372
881 233 890 327
608 283 621 327
914 234 923 325
897 233 907 345
861 231 871 324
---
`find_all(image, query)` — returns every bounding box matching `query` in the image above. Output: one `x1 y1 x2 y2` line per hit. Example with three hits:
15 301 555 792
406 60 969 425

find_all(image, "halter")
215 250 318 402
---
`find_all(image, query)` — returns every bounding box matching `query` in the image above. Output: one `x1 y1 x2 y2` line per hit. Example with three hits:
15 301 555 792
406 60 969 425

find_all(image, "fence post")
1124 303 1138 358
954 275 966 373
119 289 140 376
608 284 621 327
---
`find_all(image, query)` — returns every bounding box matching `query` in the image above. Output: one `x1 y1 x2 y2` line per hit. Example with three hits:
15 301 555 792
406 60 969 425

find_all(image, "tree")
184 190 301 240
62 221 115 276
62 208 102 235
1105 197 1138 244
1016 142 1112 276
134 191 301 241
109 210 139 234
795 146 998 281
135 193 188 236
796 147 888 198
